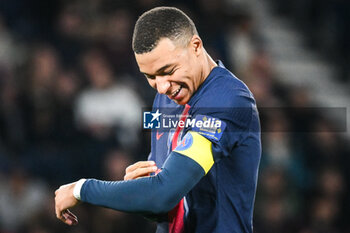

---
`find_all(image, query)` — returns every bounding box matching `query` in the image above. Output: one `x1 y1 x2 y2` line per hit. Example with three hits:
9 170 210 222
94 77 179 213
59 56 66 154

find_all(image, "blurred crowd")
0 0 349 233
268 0 350 82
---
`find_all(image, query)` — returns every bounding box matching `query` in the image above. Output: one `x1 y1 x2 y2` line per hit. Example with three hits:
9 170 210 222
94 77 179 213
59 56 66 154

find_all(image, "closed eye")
144 73 155 80
164 68 175 76
143 68 176 80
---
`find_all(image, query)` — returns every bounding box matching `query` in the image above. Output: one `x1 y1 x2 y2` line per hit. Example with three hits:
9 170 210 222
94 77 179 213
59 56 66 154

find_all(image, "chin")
174 97 189 105
175 101 186 105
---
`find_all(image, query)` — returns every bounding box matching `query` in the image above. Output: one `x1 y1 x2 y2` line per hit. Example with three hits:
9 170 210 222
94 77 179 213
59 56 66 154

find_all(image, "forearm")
80 152 204 214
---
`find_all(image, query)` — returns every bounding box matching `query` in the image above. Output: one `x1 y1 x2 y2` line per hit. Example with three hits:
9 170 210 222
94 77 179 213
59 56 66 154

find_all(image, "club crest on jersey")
175 133 193 151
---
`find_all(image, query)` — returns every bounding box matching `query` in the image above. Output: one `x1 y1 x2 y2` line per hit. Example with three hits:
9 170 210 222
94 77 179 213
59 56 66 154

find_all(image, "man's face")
135 37 202 105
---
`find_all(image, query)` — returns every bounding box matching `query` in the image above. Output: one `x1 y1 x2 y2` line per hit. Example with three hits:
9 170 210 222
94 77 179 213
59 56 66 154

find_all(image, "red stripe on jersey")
169 104 190 233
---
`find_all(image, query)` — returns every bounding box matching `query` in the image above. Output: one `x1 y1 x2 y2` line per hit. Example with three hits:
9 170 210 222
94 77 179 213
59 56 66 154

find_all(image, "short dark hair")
132 7 198 54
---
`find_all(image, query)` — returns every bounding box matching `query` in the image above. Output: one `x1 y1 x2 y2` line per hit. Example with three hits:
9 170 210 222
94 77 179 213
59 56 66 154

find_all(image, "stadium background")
0 0 349 232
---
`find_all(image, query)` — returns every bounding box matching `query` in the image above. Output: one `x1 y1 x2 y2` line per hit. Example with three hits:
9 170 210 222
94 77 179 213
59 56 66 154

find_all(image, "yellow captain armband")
174 131 214 174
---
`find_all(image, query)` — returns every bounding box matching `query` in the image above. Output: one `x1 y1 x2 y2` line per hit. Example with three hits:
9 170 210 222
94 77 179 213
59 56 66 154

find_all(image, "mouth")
170 85 183 99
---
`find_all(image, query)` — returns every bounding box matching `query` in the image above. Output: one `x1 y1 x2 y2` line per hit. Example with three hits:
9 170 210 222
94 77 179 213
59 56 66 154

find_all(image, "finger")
124 166 157 180
55 200 74 225
63 210 78 221
125 161 156 173
63 210 78 225
57 212 67 225
65 209 78 221
124 166 158 180
62 210 78 225
55 203 63 220
63 217 76 226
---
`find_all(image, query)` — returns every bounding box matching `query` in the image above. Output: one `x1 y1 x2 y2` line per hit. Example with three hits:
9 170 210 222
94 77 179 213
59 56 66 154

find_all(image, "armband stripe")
174 131 214 174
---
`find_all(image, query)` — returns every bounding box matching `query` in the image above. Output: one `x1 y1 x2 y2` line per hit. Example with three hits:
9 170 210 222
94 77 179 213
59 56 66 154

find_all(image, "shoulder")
193 67 256 109
189 67 258 131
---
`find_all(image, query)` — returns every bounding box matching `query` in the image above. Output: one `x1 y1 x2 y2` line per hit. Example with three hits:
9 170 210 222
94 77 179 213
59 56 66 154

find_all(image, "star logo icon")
151 109 162 122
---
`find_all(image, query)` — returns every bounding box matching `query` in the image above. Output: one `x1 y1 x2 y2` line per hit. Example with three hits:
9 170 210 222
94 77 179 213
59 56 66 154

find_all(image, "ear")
189 35 202 56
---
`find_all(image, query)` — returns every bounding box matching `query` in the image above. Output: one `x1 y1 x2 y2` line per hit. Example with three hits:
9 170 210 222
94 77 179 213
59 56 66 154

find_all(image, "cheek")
176 72 194 91
147 79 157 89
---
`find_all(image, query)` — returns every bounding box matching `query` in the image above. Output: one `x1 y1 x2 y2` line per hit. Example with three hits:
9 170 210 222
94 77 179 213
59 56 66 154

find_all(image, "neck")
201 51 217 83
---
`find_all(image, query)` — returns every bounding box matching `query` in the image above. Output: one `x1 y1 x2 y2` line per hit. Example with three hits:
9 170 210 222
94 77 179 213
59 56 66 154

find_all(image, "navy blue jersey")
149 61 261 233
79 61 261 233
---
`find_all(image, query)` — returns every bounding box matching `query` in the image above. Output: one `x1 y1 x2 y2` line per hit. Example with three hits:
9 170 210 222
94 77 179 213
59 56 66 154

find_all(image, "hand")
124 161 158 180
55 182 79 225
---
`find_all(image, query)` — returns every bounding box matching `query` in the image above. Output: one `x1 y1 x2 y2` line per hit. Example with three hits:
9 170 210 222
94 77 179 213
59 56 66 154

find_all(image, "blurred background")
0 0 349 232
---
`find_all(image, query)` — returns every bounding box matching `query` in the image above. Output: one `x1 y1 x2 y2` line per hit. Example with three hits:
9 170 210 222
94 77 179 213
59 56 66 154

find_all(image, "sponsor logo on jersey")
156 131 164 140
191 115 226 141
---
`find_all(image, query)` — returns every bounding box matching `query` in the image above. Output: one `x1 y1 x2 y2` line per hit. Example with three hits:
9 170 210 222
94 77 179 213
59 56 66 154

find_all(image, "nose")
155 76 171 94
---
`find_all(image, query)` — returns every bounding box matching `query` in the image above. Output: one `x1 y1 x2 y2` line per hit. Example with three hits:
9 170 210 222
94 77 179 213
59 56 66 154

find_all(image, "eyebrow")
142 64 173 77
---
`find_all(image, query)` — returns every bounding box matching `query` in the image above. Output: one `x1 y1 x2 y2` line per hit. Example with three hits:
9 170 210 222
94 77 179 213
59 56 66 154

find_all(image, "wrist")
73 178 86 200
